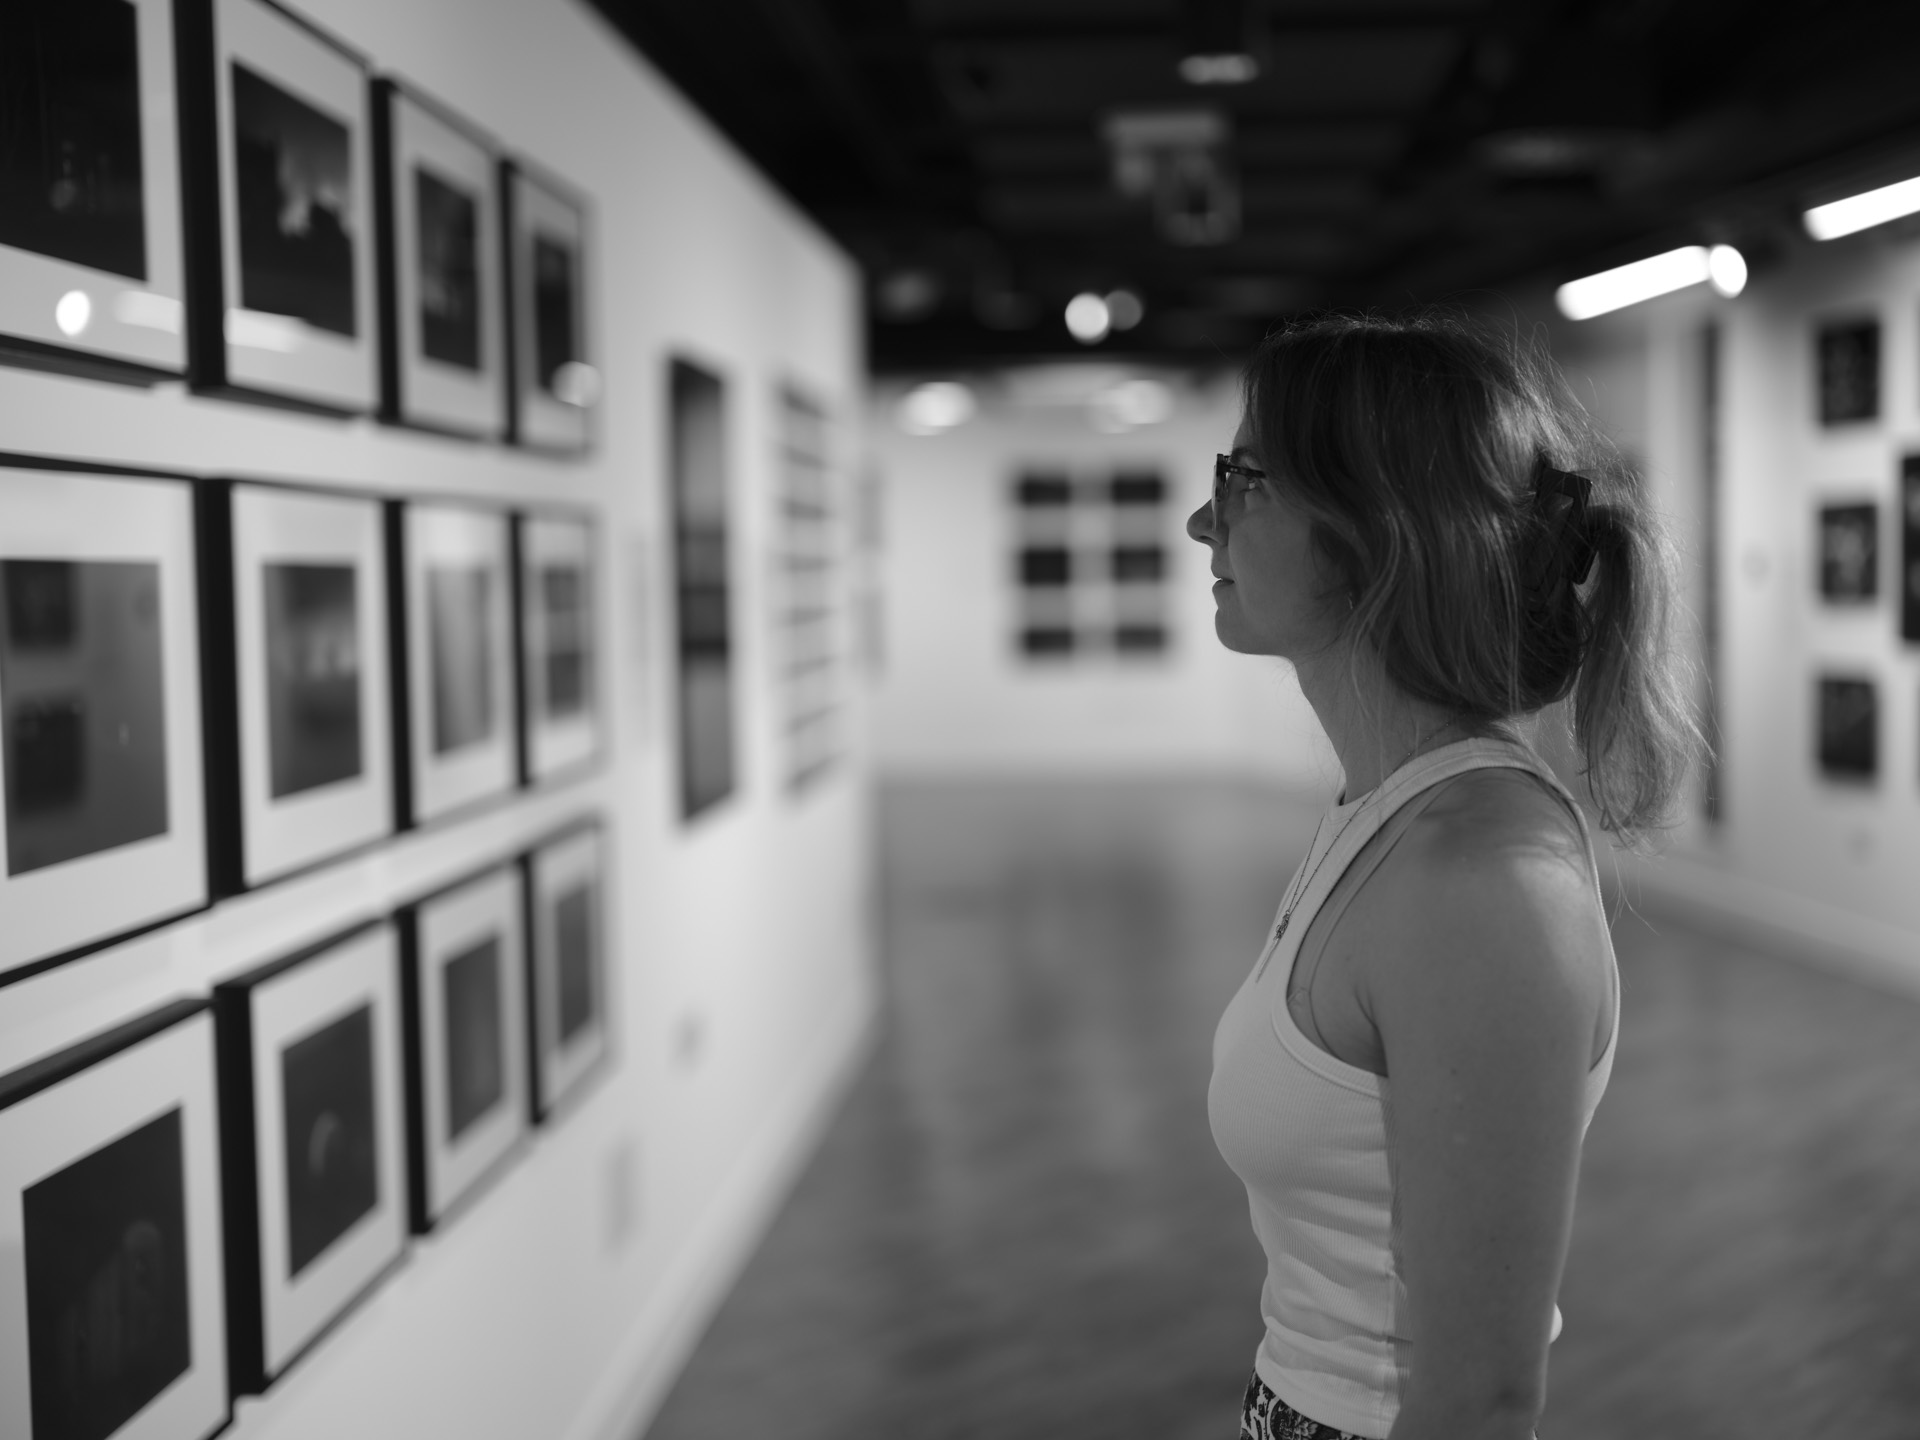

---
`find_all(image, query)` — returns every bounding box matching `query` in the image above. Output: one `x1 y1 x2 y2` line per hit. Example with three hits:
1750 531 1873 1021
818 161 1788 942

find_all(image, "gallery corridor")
645 781 1920 1440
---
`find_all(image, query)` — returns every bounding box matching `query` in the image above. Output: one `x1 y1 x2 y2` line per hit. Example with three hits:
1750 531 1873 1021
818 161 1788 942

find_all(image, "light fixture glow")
1178 52 1258 85
1065 292 1111 344
1089 378 1175 432
113 290 184 333
1554 244 1747 321
1804 175 1920 241
225 309 303 352
552 361 602 408
897 381 976 436
54 290 92 337
1105 289 1145 331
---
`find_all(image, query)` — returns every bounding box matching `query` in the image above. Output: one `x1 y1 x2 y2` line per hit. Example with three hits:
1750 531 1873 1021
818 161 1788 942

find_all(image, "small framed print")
179 0 376 411
0 0 189 379
394 502 517 825
373 82 506 437
517 512 600 782
1817 501 1877 602
400 866 530 1228
0 999 228 1440
504 162 595 452
1900 456 1920 642
1817 674 1876 781
0 465 207 982
214 922 407 1392
524 823 609 1120
1816 318 1879 426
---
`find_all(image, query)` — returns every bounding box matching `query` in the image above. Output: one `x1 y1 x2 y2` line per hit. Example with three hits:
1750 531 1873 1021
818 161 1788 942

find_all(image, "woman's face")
1186 416 1341 659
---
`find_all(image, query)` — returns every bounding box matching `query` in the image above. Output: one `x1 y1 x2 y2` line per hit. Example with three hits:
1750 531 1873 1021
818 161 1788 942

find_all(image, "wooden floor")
642 780 1920 1440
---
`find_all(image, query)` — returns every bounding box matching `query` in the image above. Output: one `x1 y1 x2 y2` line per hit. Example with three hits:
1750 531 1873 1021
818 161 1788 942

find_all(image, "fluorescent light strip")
1555 244 1746 321
1804 176 1920 241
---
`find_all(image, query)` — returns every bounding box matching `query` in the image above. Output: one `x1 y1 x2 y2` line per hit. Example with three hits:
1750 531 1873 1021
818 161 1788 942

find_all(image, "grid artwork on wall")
773 385 842 790
1011 468 1170 661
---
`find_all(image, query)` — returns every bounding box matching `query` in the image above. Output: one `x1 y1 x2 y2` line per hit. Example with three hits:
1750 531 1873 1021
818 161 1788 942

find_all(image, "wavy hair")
1241 309 1702 841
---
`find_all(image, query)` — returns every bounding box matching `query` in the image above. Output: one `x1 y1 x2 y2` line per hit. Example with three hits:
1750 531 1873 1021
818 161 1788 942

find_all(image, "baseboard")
1609 846 1920 1003
564 979 878 1440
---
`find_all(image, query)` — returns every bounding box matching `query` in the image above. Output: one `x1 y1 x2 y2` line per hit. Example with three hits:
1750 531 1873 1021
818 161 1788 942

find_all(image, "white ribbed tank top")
1208 737 1619 1439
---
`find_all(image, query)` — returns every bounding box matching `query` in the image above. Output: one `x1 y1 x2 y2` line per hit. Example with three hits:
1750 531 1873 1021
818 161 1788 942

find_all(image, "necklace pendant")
1274 912 1292 943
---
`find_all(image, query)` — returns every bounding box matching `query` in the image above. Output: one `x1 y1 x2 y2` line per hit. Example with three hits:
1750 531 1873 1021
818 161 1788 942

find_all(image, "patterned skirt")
1239 1373 1367 1440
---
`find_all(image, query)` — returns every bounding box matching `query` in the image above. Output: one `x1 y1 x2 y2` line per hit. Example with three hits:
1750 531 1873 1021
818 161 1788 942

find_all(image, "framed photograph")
179 0 376 411
394 501 517 825
0 999 227 1440
401 866 530 1227
1816 318 1878 426
670 358 735 818
1900 456 1920 642
0 465 207 983
504 162 594 452
773 385 842 791
524 824 609 1120
214 921 407 1392
1817 501 1877 602
0 0 188 379
373 82 505 438
517 512 599 782
1816 674 1876 781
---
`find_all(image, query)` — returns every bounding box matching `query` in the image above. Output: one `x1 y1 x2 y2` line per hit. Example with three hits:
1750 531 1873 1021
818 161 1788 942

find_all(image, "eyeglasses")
1212 453 1268 522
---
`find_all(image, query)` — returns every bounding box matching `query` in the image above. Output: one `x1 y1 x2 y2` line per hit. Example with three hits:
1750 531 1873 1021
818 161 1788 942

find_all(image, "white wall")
0 4 874 1438
868 368 1333 791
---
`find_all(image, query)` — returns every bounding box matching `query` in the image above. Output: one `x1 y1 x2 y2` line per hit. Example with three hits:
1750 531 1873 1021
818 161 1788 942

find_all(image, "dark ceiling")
588 0 1920 370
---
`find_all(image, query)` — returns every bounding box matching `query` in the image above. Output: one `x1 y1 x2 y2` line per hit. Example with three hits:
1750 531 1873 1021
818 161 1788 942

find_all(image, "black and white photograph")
226 483 394 887
670 358 735 818
0 1000 228 1440
505 163 594 452
1816 318 1879 426
215 921 407 1391
402 865 530 1227
1900 456 1920 641
398 501 517 824
0 466 205 981
0 0 188 377
374 83 505 436
1816 500 1877 602
190 0 374 409
518 512 599 782
525 824 609 1120
772 385 843 791
1817 673 1877 779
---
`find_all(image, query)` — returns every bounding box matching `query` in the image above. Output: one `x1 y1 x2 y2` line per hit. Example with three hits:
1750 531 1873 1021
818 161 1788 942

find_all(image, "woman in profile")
1190 312 1697 1440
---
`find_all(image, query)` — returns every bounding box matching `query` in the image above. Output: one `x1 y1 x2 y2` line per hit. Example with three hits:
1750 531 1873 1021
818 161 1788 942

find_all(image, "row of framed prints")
0 459 600 983
3 0 593 450
0 825 608 1440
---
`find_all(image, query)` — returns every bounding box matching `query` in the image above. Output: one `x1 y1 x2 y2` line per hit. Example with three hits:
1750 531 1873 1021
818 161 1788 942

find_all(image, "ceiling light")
897 381 976 436
1178 52 1258 85
1065 293 1112 344
1105 290 1145 331
1554 244 1747 321
1804 175 1920 241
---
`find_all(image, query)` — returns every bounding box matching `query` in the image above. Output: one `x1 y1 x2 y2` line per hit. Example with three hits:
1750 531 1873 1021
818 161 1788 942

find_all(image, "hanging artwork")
214 921 408 1392
395 501 517 825
1816 318 1879 426
1816 501 1877 602
0 1000 228 1440
772 384 843 791
517 512 600 782
0 465 207 983
1816 674 1876 780
525 823 609 1120
1011 467 1171 659
670 358 734 818
504 161 594 452
178 0 376 411
1900 456 1920 642
400 865 531 1228
373 82 505 437
0 0 189 379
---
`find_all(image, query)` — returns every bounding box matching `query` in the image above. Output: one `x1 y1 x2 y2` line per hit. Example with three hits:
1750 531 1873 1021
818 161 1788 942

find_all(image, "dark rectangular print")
1817 320 1878 425
427 565 493 754
442 936 504 1140
415 165 479 370
532 233 577 395
264 562 362 797
24 1107 191 1440
1817 676 1876 779
232 62 354 336
1901 457 1920 642
0 0 147 279
1818 503 1876 601
671 360 734 818
282 1004 378 1277
540 564 588 718
0 559 167 876
554 884 594 1042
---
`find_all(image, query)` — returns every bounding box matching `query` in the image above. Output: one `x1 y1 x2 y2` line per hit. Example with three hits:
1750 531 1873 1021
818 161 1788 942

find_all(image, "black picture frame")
670 358 735 819
523 822 609 1121
0 462 209 985
1816 318 1879 427
0 0 190 381
0 999 228 1440
1817 501 1878 603
773 384 842 792
399 865 530 1230
373 81 506 438
1816 674 1877 781
503 160 594 453
177 0 376 413
214 920 408 1393
516 511 600 783
1900 456 1920 642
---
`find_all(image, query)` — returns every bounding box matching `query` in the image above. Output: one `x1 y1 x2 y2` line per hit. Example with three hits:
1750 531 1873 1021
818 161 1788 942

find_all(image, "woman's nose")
1186 500 1217 544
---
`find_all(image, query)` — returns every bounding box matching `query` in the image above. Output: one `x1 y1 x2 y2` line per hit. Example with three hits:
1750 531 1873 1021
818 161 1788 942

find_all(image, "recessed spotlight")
1178 52 1258 85
1065 292 1111 344
1105 289 1145 331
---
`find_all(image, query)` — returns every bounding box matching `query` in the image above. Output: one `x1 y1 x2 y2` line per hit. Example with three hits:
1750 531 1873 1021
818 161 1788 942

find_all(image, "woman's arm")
1355 780 1612 1440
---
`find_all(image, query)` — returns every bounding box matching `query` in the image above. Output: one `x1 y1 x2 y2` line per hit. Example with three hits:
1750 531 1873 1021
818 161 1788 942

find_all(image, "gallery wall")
0 3 874 1440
